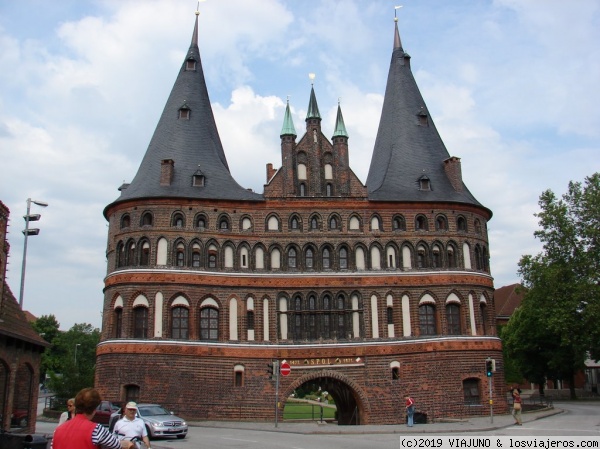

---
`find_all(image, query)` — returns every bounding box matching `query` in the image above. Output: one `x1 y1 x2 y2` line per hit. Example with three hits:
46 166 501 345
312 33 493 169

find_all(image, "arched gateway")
284 370 369 425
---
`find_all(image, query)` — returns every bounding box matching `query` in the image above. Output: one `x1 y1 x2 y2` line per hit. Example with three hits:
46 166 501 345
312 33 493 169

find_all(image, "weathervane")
309 73 316 85
394 5 403 22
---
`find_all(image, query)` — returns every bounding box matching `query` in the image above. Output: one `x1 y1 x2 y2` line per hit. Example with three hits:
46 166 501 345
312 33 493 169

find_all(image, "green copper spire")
280 99 297 137
332 101 348 138
306 85 321 120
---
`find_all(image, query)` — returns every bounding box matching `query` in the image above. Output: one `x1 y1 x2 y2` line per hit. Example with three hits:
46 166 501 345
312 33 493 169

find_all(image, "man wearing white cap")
113 402 151 449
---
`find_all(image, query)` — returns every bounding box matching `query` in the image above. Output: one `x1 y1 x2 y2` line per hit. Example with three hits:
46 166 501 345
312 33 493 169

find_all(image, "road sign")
280 361 291 376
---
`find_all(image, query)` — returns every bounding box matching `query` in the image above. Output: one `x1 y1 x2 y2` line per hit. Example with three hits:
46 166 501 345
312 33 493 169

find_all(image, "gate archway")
282 370 369 425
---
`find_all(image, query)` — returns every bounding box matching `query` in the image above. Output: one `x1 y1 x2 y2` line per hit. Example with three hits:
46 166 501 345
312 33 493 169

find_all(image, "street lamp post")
18 198 48 309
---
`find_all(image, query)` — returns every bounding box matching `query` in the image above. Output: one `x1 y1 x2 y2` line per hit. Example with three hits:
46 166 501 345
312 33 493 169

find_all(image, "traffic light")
485 359 493 377
267 362 274 379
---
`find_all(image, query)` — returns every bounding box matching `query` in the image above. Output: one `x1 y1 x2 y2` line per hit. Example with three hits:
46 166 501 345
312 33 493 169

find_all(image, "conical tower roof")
280 99 297 137
366 19 485 210
306 85 322 120
108 13 262 209
332 102 348 138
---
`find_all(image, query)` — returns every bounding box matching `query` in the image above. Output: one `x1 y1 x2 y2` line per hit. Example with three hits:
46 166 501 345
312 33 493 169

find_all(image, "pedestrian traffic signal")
486 359 493 377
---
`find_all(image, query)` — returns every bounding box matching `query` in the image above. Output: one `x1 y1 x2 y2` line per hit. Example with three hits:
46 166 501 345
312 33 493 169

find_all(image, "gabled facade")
0 201 48 432
96 13 504 424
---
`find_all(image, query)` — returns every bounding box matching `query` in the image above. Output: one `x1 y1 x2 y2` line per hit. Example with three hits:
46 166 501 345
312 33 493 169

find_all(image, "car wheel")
19 418 28 427
176 435 186 439
145 425 153 439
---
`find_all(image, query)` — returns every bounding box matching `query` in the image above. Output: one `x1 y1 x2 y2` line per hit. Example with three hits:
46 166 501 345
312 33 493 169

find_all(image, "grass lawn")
283 401 336 420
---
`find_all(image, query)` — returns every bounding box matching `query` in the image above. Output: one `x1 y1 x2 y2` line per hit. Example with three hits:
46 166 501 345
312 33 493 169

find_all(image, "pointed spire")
332 100 348 138
108 13 262 206
393 6 403 50
191 10 199 47
280 98 297 137
366 11 485 210
306 74 321 120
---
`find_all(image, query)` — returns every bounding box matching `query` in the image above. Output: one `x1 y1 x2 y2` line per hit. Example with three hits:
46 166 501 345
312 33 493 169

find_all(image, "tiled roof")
0 283 49 348
106 15 262 214
366 21 488 211
494 283 526 318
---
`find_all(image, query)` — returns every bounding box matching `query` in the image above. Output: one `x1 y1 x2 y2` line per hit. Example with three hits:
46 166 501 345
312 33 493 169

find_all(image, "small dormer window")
417 108 429 126
419 175 431 191
186 58 197 71
179 109 190 120
192 169 204 187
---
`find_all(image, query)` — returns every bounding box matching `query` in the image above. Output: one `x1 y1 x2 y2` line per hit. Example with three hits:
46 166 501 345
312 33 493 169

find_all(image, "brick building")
96 13 505 424
0 201 48 432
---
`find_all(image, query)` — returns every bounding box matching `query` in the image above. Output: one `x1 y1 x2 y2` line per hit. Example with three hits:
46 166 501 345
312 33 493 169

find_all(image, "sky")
1 0 599 331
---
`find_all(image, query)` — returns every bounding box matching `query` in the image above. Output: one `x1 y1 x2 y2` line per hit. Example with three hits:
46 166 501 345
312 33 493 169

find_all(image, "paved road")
35 401 600 449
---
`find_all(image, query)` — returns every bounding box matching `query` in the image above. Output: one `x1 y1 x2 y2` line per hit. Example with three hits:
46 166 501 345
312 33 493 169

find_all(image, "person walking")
405 395 415 427
57 398 75 426
52 388 133 449
113 402 152 449
511 388 522 425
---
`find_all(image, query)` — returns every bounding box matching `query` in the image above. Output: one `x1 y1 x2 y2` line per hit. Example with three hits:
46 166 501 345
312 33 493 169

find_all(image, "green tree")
503 173 600 399
30 314 61 383
46 323 100 398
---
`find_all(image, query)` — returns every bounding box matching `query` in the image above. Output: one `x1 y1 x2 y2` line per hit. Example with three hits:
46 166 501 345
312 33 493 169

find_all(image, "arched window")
247 311 255 331
310 217 319 230
387 306 393 325
326 183 332 196
290 217 299 230
293 296 303 340
322 295 332 339
322 248 331 269
339 247 348 269
463 378 481 405
114 308 122 338
116 242 125 268
175 242 185 267
446 303 461 335
140 241 150 266
329 216 338 230
200 308 219 340
393 216 406 231
300 183 306 196
308 294 317 340
172 213 185 228
447 245 457 268
436 215 447 231
133 307 148 339
125 241 135 266
172 307 189 339
417 245 428 268
208 248 217 268
288 248 297 268
305 248 313 269
457 216 467 232
141 212 153 227
415 215 428 231
418 304 436 335
120 214 130 229
475 245 483 270
219 218 229 230
480 303 488 335
191 244 201 267
432 244 442 268
195 215 207 230
336 295 346 339
474 219 482 234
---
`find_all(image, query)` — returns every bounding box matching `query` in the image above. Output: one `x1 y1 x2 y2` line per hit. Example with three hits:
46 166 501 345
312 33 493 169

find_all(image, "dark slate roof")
0 284 49 348
366 20 486 210
107 15 262 211
306 85 322 120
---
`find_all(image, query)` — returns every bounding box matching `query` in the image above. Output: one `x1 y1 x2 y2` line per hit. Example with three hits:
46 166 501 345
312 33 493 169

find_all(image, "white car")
109 403 187 439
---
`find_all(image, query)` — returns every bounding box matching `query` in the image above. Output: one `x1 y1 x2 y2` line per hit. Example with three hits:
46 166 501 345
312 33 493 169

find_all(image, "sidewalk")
186 407 561 435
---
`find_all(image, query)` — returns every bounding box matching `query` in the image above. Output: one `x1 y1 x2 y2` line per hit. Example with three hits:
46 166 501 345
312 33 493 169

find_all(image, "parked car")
92 400 120 426
11 409 28 427
136 404 187 439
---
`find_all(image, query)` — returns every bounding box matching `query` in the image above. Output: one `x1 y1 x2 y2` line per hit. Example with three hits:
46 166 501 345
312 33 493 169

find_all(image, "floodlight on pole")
18 198 48 309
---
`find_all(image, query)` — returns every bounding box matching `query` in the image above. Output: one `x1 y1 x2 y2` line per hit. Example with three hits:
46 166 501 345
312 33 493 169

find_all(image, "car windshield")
138 406 170 417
